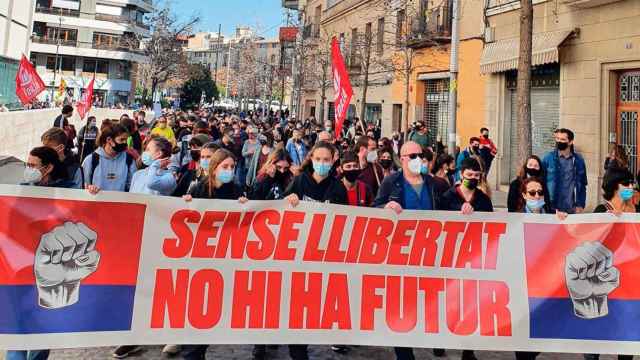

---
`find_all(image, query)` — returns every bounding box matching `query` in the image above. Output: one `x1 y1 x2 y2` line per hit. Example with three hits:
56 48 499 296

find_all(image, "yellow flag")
58 78 66 96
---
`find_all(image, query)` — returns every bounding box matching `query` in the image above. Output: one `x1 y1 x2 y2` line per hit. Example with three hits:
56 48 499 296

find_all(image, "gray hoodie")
81 147 137 192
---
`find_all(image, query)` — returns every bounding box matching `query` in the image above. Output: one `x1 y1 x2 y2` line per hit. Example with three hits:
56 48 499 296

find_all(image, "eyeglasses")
527 190 544 196
403 153 423 160
621 180 634 186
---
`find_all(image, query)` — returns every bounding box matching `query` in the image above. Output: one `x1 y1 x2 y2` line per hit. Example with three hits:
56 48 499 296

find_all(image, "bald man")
373 141 438 213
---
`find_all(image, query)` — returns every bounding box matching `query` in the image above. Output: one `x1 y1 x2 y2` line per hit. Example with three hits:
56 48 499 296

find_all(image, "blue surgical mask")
313 161 332 177
420 163 429 175
408 158 422 175
141 152 154 166
200 159 210 170
620 188 634 201
526 199 545 210
217 169 234 184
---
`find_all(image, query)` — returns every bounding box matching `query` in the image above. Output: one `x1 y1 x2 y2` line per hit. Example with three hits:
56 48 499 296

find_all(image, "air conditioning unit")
484 26 495 43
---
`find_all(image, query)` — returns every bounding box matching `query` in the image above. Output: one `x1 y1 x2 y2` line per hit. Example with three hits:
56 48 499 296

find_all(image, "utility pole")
225 41 233 99
516 0 533 165
214 24 221 84
447 0 460 156
51 16 63 104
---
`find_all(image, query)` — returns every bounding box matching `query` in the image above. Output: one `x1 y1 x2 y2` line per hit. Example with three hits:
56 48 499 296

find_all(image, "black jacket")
284 171 348 205
439 185 493 212
189 177 243 200
251 173 292 200
373 171 439 210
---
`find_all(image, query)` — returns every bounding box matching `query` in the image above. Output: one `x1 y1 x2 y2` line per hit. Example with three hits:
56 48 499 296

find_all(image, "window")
314 5 322 37
365 22 372 47
83 59 96 73
377 17 385 54
45 27 77 43
350 28 358 62
96 60 109 74
270 54 276 64
93 32 121 49
60 56 75 72
396 9 405 45
46 56 56 71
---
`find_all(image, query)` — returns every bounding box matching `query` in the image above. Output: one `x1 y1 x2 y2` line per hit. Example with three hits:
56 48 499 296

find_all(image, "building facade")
29 0 151 106
481 0 638 206
0 0 37 109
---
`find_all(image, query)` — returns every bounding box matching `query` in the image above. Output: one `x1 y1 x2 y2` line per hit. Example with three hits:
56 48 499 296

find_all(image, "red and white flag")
331 37 353 139
15 55 46 105
76 78 95 119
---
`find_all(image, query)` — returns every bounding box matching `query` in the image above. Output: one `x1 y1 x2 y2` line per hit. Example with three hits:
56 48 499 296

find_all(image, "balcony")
95 14 151 30
35 6 80 17
32 36 78 47
407 0 452 49
561 0 624 8
302 24 320 39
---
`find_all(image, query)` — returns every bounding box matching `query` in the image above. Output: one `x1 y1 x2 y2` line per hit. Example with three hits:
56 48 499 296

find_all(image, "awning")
417 71 449 81
480 30 574 74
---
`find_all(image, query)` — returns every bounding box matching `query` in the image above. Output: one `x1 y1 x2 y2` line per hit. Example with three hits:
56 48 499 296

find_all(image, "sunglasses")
527 190 544 196
403 153 424 160
621 180 634 186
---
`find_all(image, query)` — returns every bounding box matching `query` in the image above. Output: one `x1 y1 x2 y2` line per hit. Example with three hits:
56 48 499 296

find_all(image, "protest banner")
0 184 638 355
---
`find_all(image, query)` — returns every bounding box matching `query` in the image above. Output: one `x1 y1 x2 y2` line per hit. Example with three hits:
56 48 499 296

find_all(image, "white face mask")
366 150 378 163
24 167 43 184
408 158 423 175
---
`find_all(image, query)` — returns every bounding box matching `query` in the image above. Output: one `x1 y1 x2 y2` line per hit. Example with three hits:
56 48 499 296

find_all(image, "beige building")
481 0 640 206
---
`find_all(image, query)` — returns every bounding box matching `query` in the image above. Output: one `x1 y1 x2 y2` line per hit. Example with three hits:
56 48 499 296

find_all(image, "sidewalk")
2 346 618 360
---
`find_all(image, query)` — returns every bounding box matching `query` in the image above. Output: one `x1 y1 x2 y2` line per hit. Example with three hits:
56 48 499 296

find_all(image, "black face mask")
112 142 127 153
525 167 541 177
463 178 479 190
259 139 268 146
190 150 201 162
274 169 288 183
379 159 393 169
343 169 361 183
472 146 480 153
556 142 569 151
482 133 489 139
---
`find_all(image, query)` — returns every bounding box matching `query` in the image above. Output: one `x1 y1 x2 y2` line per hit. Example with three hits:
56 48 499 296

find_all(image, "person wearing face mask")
431 154 455 197
241 126 260 186
8 146 74 360
507 155 551 213
353 136 385 196
408 121 429 149
378 148 397 177
391 131 404 155
82 124 137 194
478 127 497 173
246 133 275 188
150 116 177 146
455 137 482 181
440 157 493 215
129 136 176 195
372 141 441 360
41 127 82 188
285 129 308 167
251 149 293 201
173 138 208 197
542 128 588 214
77 116 99 161
341 151 374 207
180 149 247 360
285 141 347 206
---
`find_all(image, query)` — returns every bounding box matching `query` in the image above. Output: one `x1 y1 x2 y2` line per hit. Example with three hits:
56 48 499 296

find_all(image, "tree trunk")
403 70 410 133
359 39 372 133
319 65 327 123
516 0 533 165
151 78 158 103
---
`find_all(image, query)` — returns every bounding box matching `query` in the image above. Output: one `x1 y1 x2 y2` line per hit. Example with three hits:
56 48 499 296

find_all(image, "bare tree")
517 0 533 164
133 4 199 101
299 28 333 123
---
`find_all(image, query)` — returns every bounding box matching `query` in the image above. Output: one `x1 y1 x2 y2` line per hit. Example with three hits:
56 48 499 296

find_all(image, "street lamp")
50 16 64 104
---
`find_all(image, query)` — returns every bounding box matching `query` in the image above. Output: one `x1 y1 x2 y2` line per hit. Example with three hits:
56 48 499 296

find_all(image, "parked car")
215 98 237 111
270 100 288 112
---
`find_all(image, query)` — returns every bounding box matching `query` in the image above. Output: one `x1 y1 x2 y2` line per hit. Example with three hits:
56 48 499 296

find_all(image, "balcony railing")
95 14 151 30
92 42 143 54
32 36 78 47
35 6 80 17
407 0 452 48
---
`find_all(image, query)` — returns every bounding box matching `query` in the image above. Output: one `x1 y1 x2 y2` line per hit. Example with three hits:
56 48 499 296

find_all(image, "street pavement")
1 346 625 360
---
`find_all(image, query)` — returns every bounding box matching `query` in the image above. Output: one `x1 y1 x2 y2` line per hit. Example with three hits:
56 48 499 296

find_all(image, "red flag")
15 55 46 105
331 37 353 139
76 78 95 119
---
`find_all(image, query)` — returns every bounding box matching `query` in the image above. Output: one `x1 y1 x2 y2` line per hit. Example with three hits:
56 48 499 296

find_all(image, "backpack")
87 152 134 187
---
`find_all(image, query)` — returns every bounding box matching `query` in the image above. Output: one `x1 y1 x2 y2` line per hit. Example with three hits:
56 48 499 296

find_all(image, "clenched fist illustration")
565 242 619 319
34 222 100 309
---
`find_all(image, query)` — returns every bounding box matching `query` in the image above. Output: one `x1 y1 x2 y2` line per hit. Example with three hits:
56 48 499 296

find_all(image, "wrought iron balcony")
407 0 452 49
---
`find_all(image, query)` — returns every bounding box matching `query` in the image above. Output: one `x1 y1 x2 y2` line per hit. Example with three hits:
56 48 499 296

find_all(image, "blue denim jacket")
542 149 588 210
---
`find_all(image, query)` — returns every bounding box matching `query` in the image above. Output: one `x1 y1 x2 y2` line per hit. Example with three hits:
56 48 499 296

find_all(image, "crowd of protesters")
8 102 637 360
